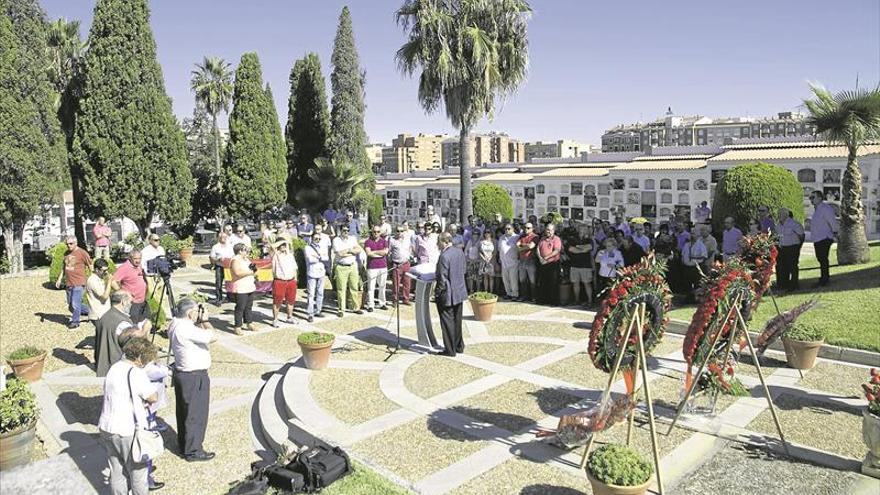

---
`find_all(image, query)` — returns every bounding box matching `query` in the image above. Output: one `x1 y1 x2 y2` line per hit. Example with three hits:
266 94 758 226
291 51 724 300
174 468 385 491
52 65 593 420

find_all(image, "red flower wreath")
589 256 672 374
737 233 777 308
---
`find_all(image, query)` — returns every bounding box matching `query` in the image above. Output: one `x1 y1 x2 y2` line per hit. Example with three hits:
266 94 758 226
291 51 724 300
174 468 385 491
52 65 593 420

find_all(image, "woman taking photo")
230 243 257 335
98 337 162 494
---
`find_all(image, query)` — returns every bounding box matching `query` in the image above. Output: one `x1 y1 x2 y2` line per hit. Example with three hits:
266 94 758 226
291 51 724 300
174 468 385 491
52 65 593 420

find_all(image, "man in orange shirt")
56 236 92 329
536 223 563 305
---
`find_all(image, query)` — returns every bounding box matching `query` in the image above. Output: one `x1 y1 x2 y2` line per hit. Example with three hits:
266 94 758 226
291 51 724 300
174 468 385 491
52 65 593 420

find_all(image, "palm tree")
297 157 373 214
804 84 880 265
46 18 87 246
190 56 233 176
395 0 531 222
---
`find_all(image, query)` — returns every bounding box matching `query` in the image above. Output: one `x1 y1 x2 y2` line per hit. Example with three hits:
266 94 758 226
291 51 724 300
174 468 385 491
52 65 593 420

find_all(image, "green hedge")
712 162 805 233
47 242 67 283
473 183 513 223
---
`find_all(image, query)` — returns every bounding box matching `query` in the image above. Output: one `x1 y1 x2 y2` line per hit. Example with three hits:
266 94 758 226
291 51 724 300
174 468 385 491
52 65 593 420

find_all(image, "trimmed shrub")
473 183 513 223
47 242 67 284
0 378 39 434
367 193 384 227
587 444 653 487
712 162 804 233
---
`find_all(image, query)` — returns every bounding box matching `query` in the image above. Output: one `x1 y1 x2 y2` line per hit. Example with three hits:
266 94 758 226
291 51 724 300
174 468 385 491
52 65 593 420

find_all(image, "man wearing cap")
271 240 298 327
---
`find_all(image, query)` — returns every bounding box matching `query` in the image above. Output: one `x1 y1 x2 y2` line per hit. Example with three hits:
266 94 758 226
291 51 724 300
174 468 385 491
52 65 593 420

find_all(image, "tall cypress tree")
264 82 288 200
328 6 370 172
0 0 66 273
223 52 286 219
73 0 192 236
285 53 330 204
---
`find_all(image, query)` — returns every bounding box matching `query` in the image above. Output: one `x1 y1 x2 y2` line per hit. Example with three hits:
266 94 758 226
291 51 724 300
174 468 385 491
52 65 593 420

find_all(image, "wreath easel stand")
579 301 665 495
665 290 790 455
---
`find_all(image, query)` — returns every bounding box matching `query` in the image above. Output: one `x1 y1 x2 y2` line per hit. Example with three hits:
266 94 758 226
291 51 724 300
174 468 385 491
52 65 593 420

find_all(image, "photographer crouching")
169 298 216 463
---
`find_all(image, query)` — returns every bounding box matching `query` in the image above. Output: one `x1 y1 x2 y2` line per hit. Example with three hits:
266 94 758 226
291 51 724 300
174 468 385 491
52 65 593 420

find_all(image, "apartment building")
441 133 525 168
381 133 447 173
524 139 592 161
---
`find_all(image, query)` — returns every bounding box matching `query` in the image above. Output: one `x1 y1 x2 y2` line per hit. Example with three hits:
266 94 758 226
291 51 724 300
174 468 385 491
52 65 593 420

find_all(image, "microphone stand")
384 263 403 361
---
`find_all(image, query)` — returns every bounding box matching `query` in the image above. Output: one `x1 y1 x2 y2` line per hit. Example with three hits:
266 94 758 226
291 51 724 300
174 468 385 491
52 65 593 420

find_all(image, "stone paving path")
17 264 880 495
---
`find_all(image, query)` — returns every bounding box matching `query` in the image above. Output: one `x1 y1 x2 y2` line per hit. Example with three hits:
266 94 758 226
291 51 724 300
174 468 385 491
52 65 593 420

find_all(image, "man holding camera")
112 250 150 324
169 298 215 463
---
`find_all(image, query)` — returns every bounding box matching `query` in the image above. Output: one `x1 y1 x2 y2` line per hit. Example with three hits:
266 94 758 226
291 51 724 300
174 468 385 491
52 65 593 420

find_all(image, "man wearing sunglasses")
332 225 363 317
56 236 93 329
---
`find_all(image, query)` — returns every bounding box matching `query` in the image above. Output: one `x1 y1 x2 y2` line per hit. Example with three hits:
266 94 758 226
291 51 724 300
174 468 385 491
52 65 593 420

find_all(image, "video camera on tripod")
147 254 186 280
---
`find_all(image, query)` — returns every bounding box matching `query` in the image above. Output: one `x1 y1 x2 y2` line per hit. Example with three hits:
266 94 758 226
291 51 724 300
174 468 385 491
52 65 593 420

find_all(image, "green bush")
367 193 384 227
587 444 653 487
297 332 335 345
473 183 513 223
0 378 39 434
468 291 497 301
7 346 45 361
159 234 179 254
47 241 68 284
177 236 194 249
785 322 824 342
124 233 144 251
0 255 9 275
712 162 804 234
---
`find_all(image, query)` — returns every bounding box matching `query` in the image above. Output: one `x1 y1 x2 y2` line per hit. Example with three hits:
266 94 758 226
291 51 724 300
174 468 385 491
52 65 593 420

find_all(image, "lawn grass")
668 242 880 352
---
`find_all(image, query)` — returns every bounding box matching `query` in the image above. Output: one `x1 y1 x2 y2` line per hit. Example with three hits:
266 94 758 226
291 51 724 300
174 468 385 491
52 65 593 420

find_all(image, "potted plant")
0 378 40 470
586 444 654 495
5 347 47 382
781 322 824 370
297 332 335 370
468 291 498 322
861 368 880 477
177 236 194 262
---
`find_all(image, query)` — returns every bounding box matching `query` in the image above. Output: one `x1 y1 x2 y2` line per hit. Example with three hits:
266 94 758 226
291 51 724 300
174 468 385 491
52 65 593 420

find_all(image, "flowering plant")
697 360 749 397
863 368 880 417
682 260 755 379
589 256 671 374
738 233 777 308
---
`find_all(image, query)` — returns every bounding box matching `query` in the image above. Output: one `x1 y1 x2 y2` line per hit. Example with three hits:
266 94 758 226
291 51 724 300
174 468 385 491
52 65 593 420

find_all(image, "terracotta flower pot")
587 471 651 495
7 352 47 382
469 296 498 322
178 247 193 262
781 336 823 370
0 422 36 471
863 409 880 478
299 339 335 370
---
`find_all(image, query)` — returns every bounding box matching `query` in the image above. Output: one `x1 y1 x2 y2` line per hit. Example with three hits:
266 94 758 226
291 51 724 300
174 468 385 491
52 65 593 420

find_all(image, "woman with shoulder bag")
98 337 164 494
230 242 257 335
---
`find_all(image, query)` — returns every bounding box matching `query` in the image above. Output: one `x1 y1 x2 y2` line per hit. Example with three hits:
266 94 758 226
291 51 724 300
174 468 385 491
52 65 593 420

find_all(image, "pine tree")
223 52 286 219
0 0 66 273
72 0 192 236
285 53 330 204
329 6 370 172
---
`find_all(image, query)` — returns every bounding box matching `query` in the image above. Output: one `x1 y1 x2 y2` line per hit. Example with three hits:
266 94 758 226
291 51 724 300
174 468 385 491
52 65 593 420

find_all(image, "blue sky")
41 0 880 145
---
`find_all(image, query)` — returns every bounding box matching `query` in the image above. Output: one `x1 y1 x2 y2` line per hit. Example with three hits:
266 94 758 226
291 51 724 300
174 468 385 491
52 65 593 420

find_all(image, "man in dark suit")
434 232 468 357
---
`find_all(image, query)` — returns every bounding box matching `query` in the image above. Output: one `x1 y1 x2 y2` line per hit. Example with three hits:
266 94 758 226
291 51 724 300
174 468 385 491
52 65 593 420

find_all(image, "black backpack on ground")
285 422 352 493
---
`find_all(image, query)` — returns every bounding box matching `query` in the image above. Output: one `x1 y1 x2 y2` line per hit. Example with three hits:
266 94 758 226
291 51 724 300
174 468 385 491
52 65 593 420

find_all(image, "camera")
248 262 258 273
148 254 186 279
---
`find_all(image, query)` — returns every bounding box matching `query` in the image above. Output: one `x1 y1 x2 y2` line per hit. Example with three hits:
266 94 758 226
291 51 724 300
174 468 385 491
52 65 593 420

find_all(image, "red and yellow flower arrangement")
738 233 777 308
589 256 672 383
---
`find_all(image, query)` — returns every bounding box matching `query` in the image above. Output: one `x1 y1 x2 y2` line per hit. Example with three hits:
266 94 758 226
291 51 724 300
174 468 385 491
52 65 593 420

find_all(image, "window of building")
571 182 583 195
644 179 655 190
823 169 842 184
694 179 708 190
661 193 673 204
599 197 610 208
585 194 597 207
560 208 570 218
560 196 569 207
598 183 610 195
571 208 583 220
677 179 689 191
710 170 726 183
678 193 690 204
660 179 672 190
586 209 595 218
613 191 624 204
612 179 625 190
629 178 639 189
599 210 610 220
536 184 545 194
797 168 816 183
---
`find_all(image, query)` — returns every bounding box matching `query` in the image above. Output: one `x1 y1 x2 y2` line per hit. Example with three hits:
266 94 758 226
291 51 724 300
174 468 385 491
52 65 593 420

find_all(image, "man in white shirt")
141 234 166 275
209 232 234 305
682 235 708 303
631 224 651 253
378 215 393 238
86 258 113 321
425 205 442 227
271 241 298 327
809 191 838 286
776 207 805 291
228 224 251 251
304 229 328 322
169 298 215 462
332 225 363 317
497 224 521 300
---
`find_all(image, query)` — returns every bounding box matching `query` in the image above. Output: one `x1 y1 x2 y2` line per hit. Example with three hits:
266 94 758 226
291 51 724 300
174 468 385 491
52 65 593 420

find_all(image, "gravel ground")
669 442 865 495
647 375 740 415
535 352 615 391
486 320 587 341
453 379 581 433
208 342 274 377
353 416 490 483
492 301 548 315
451 455 588 495
597 412 693 459
466 342 562 367
405 355 492 399
238 327 303 362
543 308 594 322
798 360 868 397
310 369 398 425
746 393 864 460
333 335 401 362
736 351 787 378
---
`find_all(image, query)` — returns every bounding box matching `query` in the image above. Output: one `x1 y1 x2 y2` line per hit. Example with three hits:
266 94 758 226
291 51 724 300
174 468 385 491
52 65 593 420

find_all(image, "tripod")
384 264 403 361
148 273 177 364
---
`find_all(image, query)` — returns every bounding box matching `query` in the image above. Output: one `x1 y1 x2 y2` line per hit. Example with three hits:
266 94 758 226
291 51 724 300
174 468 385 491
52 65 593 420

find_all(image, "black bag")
284 423 353 493
264 464 305 493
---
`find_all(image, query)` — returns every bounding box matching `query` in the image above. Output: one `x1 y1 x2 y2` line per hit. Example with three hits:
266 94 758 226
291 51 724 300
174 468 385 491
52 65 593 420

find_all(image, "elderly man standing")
516 222 539 302
304 229 328 322
721 217 743 261
141 234 165 276
809 191 838 287
776 207 805 291
94 291 151 377
388 226 413 305
86 258 113 323
112 250 150 324
333 224 363 317
435 233 467 357
699 225 718 271
56 236 92 329
378 215 393 238
92 216 112 260
170 298 215 463
340 211 361 237
497 223 520 300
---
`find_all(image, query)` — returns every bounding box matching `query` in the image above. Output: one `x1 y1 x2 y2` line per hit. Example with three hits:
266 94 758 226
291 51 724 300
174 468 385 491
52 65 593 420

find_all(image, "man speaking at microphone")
434 233 467 357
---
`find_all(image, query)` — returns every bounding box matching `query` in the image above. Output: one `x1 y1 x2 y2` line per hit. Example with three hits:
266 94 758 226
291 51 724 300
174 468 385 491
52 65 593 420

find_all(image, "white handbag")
128 368 165 462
